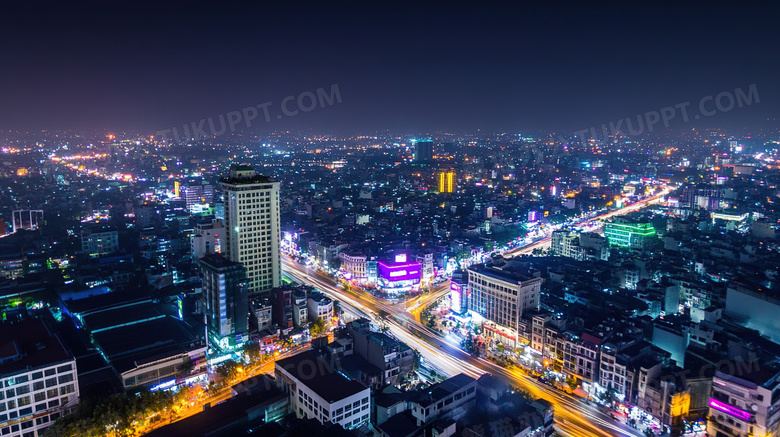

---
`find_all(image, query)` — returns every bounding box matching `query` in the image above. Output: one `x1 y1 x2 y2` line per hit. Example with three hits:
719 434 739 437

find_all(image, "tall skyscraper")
437 170 455 193
200 253 248 350
220 164 281 294
414 139 434 162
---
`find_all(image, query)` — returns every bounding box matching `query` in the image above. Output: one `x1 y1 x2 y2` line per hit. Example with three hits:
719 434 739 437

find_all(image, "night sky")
1 1 778 135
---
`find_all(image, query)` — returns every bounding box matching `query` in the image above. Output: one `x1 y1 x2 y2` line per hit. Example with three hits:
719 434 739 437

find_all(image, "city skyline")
1 3 779 437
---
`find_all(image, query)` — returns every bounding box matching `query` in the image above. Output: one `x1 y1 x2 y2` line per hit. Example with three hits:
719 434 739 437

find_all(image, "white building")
467 258 542 345
292 290 308 328
415 250 435 283
409 374 477 424
191 219 224 259
275 351 370 430
250 298 274 332
708 369 780 437
550 230 609 261
220 165 281 294
307 294 333 324
0 319 79 437
338 251 367 281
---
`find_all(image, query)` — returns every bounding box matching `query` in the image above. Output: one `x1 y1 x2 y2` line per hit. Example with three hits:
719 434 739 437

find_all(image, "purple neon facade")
709 398 751 421
378 260 421 283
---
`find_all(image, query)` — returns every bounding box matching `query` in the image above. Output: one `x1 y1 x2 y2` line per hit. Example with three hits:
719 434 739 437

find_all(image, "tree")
215 360 243 384
566 375 578 390
243 342 263 364
497 343 505 353
310 317 326 337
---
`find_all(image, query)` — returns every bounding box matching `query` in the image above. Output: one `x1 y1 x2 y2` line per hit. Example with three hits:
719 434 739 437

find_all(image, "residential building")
409 374 476 425
250 297 273 332
347 318 415 386
708 368 780 437
80 227 119 257
307 293 334 324
0 319 79 437
550 230 609 261
273 286 294 330
191 219 224 259
292 289 308 328
220 164 281 295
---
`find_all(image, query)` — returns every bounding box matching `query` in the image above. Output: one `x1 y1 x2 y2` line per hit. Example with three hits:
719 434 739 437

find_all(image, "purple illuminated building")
377 254 421 296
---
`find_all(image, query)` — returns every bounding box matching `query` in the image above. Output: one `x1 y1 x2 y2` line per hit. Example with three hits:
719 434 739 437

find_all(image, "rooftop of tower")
220 164 277 185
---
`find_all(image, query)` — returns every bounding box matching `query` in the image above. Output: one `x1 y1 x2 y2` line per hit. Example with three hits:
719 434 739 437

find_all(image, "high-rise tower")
200 253 248 350
220 164 281 294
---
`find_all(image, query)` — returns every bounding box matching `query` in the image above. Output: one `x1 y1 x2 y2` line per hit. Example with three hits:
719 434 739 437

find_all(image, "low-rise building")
274 351 371 430
708 368 780 437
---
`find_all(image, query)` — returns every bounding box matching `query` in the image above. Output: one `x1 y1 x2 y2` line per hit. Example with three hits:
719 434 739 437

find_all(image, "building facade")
200 253 249 350
275 352 371 430
191 219 224 259
0 319 79 437
466 262 542 343
338 251 367 281
80 228 119 257
604 217 657 249
708 370 780 437
220 164 281 295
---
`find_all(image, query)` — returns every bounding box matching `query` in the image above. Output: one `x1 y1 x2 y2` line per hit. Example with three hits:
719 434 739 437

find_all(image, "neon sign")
709 398 751 421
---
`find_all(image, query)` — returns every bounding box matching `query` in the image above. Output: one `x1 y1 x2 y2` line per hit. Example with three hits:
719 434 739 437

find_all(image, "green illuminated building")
604 217 657 249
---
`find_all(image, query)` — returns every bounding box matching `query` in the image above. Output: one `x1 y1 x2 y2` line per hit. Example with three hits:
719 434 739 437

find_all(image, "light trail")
282 257 642 437
280 188 674 436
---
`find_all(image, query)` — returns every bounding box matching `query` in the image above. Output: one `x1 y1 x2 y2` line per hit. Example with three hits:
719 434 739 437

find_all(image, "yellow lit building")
437 170 455 193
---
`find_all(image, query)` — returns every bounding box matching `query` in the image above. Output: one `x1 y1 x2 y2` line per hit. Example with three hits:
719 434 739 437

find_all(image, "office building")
220 164 281 295
437 170 455 193
0 318 79 437
414 140 434 162
181 182 214 214
604 217 657 249
377 254 421 296
466 257 542 346
200 253 249 350
338 251 367 281
275 351 371 430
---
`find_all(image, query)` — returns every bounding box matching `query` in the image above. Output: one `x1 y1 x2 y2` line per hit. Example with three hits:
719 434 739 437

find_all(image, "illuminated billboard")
709 398 751 421
451 282 462 313
378 260 421 283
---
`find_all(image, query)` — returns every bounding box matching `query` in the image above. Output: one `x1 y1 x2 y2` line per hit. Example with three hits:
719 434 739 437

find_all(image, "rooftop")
199 253 243 270
412 373 475 407
275 351 368 403
0 318 72 377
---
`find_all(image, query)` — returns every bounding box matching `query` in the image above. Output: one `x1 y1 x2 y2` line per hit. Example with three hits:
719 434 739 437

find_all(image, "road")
504 185 674 257
280 188 675 437
282 256 641 437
